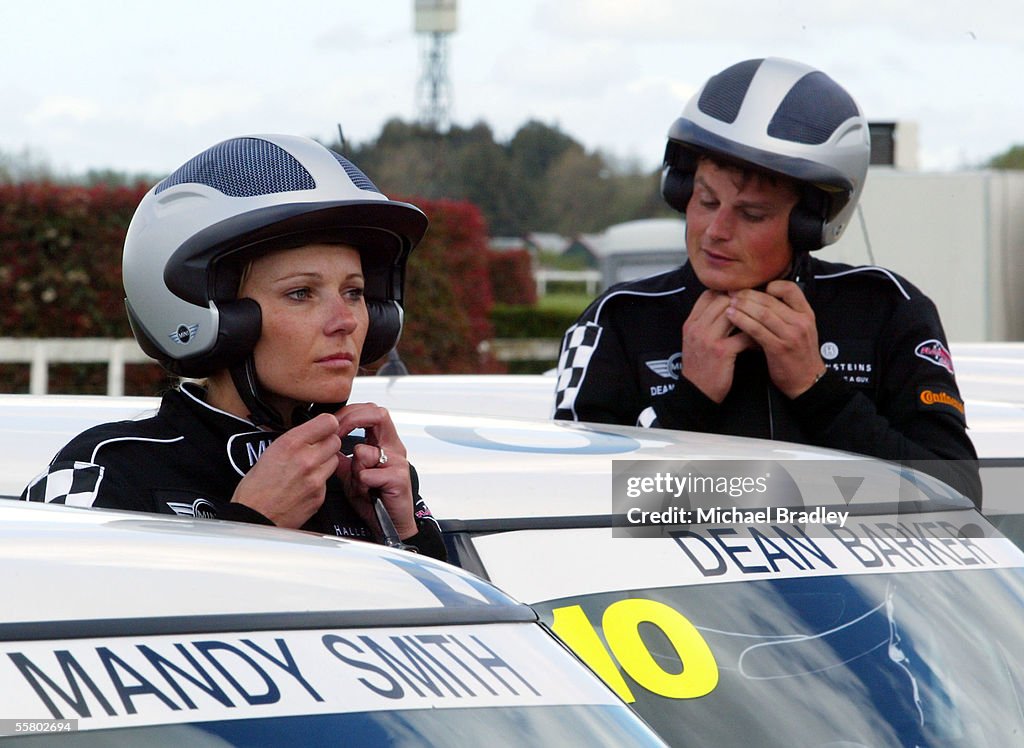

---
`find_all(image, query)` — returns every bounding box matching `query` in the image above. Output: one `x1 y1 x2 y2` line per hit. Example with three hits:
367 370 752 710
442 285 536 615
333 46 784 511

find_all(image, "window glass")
533 568 1024 747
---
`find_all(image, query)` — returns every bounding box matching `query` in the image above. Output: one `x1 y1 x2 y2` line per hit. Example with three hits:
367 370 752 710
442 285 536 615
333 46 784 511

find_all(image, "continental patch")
918 386 965 420
915 339 954 374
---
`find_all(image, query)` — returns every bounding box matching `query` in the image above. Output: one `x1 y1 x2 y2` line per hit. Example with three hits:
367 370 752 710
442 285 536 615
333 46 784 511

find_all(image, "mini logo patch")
914 339 954 374
169 323 199 345
167 498 218 519
645 352 682 380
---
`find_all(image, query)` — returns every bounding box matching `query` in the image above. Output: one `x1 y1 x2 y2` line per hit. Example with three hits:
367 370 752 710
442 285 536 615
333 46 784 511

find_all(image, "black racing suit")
21 383 447 560
554 258 982 505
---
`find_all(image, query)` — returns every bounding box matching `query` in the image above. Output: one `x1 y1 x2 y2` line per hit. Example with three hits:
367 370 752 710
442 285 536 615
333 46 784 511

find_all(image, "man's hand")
230 413 341 528
334 403 417 540
681 289 756 403
726 280 827 398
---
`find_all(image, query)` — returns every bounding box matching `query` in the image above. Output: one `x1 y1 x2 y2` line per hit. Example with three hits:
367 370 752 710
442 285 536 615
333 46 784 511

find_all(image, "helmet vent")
768 72 860 145
155 138 316 197
330 151 380 193
697 58 762 124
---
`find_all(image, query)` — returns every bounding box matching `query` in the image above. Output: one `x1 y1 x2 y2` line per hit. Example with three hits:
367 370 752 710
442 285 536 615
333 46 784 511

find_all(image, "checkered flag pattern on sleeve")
553 321 602 420
23 462 104 507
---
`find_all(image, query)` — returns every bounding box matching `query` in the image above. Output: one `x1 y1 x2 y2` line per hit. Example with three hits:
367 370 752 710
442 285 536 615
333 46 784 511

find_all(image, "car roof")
350 343 1024 460
0 500 533 638
0 391 973 522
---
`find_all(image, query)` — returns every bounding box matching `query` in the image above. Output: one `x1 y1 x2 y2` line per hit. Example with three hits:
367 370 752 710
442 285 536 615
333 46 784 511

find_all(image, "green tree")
508 120 578 181
333 116 667 237
444 122 543 236
988 145 1024 170
540 146 619 234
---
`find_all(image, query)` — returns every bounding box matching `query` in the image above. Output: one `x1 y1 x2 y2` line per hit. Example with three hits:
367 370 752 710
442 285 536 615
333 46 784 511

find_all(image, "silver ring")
377 446 389 466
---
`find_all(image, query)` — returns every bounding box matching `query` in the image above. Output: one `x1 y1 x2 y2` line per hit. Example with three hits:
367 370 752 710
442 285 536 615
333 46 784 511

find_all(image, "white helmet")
124 134 428 378
661 57 870 251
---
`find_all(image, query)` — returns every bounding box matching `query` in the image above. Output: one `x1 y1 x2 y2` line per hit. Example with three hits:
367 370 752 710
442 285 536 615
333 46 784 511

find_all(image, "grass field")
495 291 594 374
536 290 595 316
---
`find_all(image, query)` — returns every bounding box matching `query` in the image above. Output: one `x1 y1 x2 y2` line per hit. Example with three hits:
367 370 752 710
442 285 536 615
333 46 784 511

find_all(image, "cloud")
534 0 1024 47
141 86 264 129
313 23 411 51
534 0 830 43
26 96 100 124
2 0 1022 176
489 40 636 95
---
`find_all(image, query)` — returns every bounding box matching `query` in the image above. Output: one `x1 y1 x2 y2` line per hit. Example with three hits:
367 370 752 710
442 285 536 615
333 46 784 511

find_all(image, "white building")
823 168 1024 342
590 218 686 289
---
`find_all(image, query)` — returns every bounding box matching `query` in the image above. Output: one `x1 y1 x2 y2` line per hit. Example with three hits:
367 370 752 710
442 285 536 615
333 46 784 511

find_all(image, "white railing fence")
0 338 153 396
477 338 561 363
0 337 566 396
534 268 601 296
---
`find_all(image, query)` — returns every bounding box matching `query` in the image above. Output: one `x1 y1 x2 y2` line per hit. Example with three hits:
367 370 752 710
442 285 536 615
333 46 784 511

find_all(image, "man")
553 57 981 504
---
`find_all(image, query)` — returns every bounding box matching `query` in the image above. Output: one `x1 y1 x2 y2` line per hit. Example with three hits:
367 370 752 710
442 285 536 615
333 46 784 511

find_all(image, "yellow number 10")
551 598 719 703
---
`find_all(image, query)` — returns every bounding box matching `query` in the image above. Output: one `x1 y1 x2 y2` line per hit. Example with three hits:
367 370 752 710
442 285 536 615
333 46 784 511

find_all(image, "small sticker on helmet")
169 324 199 345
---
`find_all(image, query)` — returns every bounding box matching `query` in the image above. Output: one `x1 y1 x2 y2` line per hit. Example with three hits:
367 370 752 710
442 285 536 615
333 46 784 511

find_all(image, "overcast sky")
1 0 1021 178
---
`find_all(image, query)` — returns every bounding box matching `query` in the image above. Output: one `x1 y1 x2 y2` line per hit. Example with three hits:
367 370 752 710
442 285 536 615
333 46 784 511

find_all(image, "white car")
347 341 1024 541
2 373 1023 747
0 490 665 744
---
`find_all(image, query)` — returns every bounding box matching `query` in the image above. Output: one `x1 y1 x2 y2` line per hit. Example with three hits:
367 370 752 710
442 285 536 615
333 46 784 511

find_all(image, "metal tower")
414 0 457 131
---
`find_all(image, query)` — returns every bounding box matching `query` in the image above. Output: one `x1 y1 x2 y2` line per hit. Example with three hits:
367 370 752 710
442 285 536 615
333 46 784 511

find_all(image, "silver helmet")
123 134 428 378
661 57 870 251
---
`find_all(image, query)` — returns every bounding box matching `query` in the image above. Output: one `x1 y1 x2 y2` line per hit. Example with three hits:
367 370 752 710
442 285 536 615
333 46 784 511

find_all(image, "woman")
22 134 445 560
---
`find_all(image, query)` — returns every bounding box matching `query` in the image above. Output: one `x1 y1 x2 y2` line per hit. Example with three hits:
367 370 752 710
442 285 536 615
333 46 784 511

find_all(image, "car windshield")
533 567 1024 748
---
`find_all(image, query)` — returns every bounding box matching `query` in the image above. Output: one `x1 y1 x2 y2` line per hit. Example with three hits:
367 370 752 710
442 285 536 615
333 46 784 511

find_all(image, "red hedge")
0 182 147 338
394 196 501 373
488 248 537 306
0 182 170 394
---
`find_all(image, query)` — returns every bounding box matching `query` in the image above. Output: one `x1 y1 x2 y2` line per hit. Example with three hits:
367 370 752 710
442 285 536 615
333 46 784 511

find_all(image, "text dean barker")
627 506 850 528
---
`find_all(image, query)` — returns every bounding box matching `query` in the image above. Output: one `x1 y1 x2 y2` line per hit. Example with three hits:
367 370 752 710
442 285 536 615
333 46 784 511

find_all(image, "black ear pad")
788 189 828 253
361 299 402 365
177 298 263 378
661 166 695 214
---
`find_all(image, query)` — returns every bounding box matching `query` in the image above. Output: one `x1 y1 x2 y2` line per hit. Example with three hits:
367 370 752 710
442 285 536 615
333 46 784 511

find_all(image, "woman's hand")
334 402 417 540
230 413 341 528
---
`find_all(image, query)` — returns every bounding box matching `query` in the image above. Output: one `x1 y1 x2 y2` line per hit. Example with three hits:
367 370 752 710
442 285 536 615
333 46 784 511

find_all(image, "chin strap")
229 356 346 430
300 401 347 422
229 356 286 431
790 250 814 294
